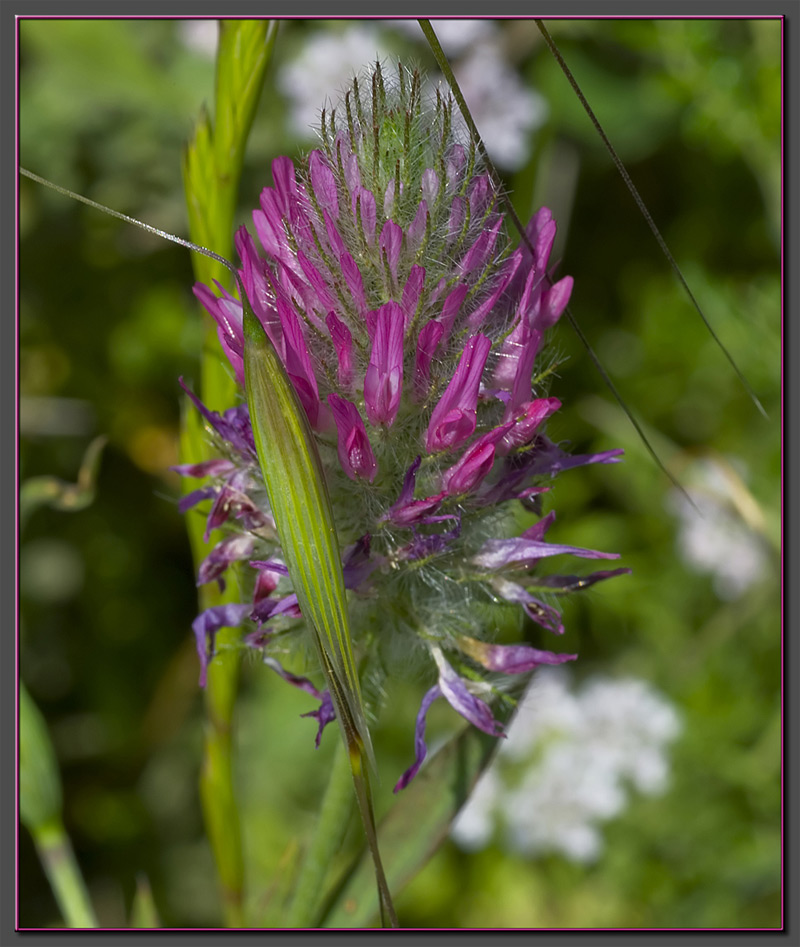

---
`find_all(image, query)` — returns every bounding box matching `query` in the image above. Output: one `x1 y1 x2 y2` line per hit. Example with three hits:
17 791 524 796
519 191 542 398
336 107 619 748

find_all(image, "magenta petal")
253 566 282 604
394 456 422 508
197 534 256 588
441 423 512 496
179 379 255 459
537 275 573 331
414 320 444 399
379 219 403 282
439 283 469 343
329 393 378 481
522 596 566 635
459 217 503 278
271 156 298 214
263 656 321 699
383 178 403 217
477 641 577 674
340 252 368 316
252 592 300 624
355 187 377 245
172 458 235 479
447 195 466 241
275 296 323 428
341 534 382 589
343 148 361 193
192 604 251 687
321 208 346 263
466 250 522 330
445 143 467 189
491 313 530 392
499 398 561 455
387 493 447 526
426 335 491 452
524 438 625 477
401 264 426 328
468 174 493 219
193 282 245 381
236 227 286 353
296 250 336 315
364 301 405 427
490 576 564 634
437 657 505 737
301 691 336 748
473 536 621 571
394 685 441 792
253 193 285 261
308 149 339 219
527 207 557 273
249 559 290 576
507 319 543 410
325 311 354 388
406 201 428 253
263 657 336 748
532 566 633 593
178 485 215 514
522 510 556 542
384 458 447 525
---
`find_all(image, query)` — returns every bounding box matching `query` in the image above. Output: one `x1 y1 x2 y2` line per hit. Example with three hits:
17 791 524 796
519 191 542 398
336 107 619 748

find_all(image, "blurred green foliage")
19 18 780 928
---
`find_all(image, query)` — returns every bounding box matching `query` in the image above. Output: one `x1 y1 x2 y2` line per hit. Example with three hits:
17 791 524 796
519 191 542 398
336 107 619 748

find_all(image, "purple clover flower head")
178 63 628 787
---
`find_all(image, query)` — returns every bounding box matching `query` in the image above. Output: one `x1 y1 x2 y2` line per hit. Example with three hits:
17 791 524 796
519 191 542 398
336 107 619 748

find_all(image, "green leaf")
243 304 397 927
19 683 62 831
21 684 99 928
130 874 161 928
319 723 500 928
285 740 355 927
243 306 371 759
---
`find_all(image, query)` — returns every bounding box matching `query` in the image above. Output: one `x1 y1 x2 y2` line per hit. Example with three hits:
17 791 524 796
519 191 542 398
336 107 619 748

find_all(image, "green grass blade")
130 875 161 928
243 304 398 927
243 307 369 750
20 685 99 928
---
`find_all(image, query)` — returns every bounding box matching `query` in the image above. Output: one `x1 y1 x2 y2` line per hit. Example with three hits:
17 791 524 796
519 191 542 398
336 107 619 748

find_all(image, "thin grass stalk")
31 820 99 929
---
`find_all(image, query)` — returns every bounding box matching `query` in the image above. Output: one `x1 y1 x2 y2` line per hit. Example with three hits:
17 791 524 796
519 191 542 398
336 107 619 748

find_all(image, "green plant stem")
180 20 277 927
199 627 246 927
181 405 247 929
286 740 355 927
32 819 98 929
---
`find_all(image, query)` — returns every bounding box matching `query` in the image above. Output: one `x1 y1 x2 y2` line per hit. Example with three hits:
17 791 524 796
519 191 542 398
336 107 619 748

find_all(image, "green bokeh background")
19 18 781 928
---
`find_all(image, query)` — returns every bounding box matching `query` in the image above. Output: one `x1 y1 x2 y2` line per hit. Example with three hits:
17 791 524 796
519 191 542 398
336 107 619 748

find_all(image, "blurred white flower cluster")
277 24 393 140
277 19 547 170
178 19 219 58
451 668 682 863
667 455 769 600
